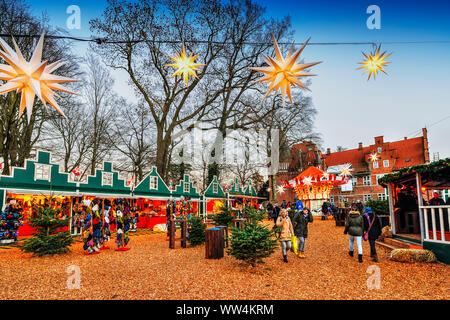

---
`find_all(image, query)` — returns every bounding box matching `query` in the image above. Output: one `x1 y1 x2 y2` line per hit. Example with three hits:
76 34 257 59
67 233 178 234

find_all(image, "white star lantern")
302 176 313 186
0 33 77 122
340 164 353 178
276 185 285 194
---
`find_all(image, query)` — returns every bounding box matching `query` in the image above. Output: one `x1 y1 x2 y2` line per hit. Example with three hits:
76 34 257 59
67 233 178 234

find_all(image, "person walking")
344 204 365 263
293 207 314 258
281 200 287 209
321 201 330 220
363 207 382 262
272 203 280 226
276 209 295 263
267 202 274 221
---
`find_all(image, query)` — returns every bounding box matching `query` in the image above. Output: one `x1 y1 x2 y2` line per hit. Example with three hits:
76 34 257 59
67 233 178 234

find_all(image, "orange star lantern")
358 45 392 80
166 45 205 85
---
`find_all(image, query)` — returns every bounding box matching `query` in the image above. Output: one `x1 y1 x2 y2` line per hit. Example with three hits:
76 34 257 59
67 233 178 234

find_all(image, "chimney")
326 148 331 155
375 136 384 145
404 137 407 140
422 127 430 163
358 142 363 150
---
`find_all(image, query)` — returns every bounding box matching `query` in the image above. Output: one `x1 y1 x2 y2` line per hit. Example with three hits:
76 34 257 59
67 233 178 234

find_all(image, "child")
293 207 314 258
276 209 295 262
344 204 364 262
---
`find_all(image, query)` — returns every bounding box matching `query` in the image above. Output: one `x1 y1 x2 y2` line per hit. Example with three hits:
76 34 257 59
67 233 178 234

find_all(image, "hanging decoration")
369 152 379 162
0 33 77 121
357 44 392 80
166 44 205 86
249 35 321 105
276 185 285 194
339 163 353 178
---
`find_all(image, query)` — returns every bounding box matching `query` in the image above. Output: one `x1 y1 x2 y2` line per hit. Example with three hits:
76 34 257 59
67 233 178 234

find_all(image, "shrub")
187 216 206 246
365 199 389 215
227 221 278 267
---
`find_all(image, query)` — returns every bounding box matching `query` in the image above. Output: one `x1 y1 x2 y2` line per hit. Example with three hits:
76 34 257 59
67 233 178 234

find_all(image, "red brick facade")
270 129 430 206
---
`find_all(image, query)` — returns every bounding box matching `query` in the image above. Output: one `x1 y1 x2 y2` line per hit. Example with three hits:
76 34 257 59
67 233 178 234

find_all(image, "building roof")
322 136 427 174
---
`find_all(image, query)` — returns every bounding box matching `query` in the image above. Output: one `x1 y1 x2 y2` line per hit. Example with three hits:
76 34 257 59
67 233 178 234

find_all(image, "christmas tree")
227 221 278 267
187 216 206 246
21 204 74 257
212 203 234 226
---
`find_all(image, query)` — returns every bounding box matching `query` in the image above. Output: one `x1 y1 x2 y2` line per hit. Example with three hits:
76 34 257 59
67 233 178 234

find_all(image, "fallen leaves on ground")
0 220 448 300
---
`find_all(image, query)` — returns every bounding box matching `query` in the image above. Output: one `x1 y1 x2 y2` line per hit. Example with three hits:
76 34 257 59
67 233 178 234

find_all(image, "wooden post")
181 220 187 248
169 219 175 249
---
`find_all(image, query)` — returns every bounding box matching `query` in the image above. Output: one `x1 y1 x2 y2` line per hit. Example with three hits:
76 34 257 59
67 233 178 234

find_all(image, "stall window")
383 160 389 167
102 172 113 186
213 183 218 194
184 182 190 193
150 176 158 190
35 164 51 181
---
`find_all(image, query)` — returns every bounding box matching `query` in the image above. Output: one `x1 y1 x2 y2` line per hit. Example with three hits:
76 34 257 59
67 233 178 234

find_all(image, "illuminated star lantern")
166 45 205 85
340 164 353 178
321 172 330 180
369 152 379 162
250 35 321 105
276 185 285 194
302 176 313 186
0 33 77 121
357 45 392 80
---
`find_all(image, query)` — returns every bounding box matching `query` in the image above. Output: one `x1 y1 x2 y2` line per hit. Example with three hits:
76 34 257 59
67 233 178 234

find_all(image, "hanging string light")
357 44 392 80
0 32 77 121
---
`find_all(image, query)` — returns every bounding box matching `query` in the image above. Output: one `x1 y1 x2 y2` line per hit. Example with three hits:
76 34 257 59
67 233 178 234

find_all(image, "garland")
378 158 450 185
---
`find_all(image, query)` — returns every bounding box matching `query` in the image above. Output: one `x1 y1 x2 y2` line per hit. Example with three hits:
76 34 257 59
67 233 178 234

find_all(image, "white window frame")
183 182 190 193
213 183 218 194
34 164 51 182
373 161 379 169
339 195 345 203
102 172 113 186
378 193 387 201
363 175 371 186
377 147 382 153
352 177 357 186
150 176 158 190
376 174 386 185
364 194 372 202
383 160 389 168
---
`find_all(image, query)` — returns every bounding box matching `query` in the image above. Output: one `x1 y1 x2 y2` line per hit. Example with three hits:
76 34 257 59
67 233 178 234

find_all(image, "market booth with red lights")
0 150 133 237
170 174 201 216
201 175 227 216
228 178 264 211
283 166 348 211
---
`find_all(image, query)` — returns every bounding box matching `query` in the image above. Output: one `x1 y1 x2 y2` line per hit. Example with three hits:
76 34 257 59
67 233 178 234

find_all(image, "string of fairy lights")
0 32 449 181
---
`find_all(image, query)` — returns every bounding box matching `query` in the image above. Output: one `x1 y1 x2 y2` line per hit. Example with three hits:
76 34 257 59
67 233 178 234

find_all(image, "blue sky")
27 0 450 159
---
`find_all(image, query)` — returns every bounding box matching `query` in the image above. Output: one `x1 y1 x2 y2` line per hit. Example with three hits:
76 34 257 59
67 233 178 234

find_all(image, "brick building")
270 129 430 206
321 128 430 205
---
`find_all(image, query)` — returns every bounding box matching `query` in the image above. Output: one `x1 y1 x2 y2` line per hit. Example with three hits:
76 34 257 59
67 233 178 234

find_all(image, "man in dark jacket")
293 207 314 258
272 204 280 226
363 207 382 262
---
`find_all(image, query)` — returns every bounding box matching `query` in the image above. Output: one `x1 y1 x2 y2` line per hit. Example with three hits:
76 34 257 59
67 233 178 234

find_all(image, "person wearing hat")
344 203 364 263
276 209 295 263
363 207 382 262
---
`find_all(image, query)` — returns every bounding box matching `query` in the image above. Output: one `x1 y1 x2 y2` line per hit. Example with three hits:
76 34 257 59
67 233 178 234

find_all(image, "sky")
26 0 450 159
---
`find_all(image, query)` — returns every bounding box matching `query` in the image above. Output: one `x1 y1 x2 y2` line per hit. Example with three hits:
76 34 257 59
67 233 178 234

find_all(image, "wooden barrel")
216 225 229 248
205 228 224 259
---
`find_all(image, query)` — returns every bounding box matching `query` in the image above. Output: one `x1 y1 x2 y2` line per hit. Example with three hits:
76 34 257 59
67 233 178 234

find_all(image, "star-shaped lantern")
302 176 313 186
340 164 353 178
357 45 392 80
276 185 285 194
0 33 77 121
321 172 330 180
166 45 205 86
250 35 321 105
369 152 379 162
